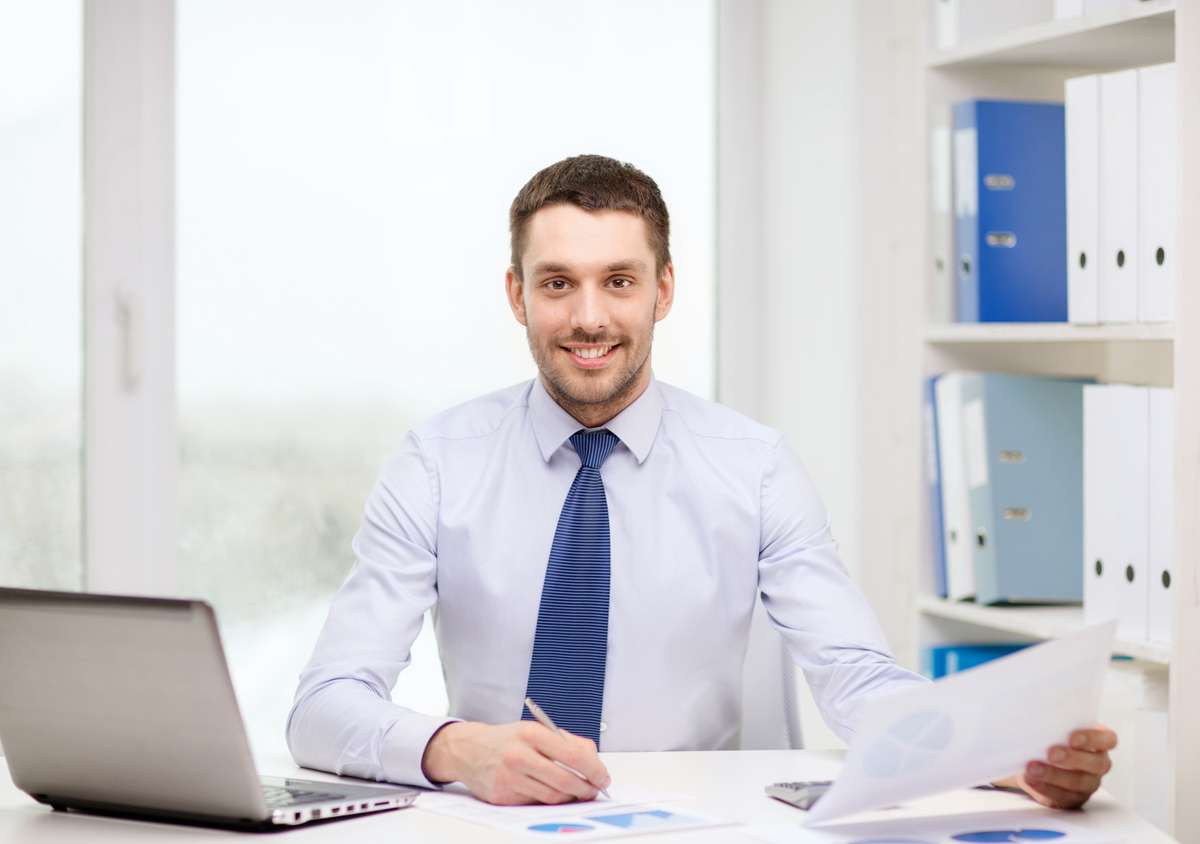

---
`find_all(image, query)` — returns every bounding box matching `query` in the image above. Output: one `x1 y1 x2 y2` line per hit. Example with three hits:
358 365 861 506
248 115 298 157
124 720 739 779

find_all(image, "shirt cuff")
380 713 462 789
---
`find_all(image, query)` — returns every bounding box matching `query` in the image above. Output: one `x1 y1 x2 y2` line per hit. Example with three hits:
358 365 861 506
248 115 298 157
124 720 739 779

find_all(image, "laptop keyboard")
262 785 345 807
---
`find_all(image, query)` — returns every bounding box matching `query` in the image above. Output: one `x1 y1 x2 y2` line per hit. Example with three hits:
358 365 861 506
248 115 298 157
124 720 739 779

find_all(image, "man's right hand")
420 721 611 805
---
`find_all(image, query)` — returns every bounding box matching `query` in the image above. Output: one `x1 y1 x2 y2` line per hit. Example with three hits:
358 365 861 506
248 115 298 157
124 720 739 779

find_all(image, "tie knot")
570 430 619 470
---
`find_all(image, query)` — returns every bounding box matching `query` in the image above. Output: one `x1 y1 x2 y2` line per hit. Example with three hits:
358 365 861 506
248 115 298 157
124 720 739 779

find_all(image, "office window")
0 1 83 591
177 0 715 752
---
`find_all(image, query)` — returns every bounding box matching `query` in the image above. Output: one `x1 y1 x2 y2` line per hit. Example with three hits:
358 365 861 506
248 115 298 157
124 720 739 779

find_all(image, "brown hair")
508 154 671 281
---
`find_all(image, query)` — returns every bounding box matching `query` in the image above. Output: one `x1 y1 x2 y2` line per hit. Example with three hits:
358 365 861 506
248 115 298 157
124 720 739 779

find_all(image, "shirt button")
599 722 607 733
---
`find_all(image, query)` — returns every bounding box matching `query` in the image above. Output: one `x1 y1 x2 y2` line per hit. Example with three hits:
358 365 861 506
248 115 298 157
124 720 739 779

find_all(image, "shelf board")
925 322 1174 344
927 4 1174 70
917 595 1170 665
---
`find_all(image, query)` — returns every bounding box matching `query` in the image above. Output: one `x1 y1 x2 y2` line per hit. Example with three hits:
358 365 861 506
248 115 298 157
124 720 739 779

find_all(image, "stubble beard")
528 322 654 421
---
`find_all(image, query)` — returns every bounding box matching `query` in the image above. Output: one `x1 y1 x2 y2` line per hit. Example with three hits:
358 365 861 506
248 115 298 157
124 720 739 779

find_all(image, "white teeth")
573 346 611 359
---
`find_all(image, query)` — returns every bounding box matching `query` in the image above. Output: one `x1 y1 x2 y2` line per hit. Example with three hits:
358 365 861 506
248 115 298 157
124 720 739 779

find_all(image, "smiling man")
287 155 1116 808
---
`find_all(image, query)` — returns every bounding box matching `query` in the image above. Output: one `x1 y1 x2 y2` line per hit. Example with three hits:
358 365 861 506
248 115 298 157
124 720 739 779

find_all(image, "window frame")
82 0 178 596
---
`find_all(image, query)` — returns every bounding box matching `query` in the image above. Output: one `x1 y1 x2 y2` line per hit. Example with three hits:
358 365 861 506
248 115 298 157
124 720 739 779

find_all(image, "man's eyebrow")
530 259 649 276
531 261 571 276
605 260 648 273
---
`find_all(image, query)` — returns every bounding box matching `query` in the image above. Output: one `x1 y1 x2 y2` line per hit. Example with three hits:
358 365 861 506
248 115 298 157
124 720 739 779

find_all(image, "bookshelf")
868 2 1198 838
925 321 1174 343
915 596 1170 666
927 3 1174 69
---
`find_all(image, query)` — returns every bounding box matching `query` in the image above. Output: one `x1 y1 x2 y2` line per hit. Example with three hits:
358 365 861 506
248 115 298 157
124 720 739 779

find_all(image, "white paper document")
805 622 1116 825
417 784 735 838
752 808 1118 843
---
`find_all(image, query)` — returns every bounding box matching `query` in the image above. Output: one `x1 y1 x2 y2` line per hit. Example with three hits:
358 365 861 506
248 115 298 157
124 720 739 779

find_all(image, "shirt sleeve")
286 431 457 788
757 438 928 742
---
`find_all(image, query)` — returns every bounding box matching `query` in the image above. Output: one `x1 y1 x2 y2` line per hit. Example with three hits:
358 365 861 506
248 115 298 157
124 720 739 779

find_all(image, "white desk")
0 750 1176 842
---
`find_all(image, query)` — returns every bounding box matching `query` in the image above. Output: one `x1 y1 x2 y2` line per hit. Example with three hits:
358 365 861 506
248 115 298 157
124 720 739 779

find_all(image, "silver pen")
524 696 612 800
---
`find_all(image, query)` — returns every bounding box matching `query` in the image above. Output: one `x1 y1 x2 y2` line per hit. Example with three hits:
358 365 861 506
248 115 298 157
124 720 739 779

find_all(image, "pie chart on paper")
951 831 1066 842
527 821 594 833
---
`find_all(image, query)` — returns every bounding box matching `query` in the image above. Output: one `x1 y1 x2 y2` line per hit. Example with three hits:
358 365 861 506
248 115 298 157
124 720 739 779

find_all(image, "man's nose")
570 285 608 334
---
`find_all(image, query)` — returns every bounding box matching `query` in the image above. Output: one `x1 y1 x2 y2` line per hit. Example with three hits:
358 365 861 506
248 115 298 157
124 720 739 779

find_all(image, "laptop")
0 587 419 830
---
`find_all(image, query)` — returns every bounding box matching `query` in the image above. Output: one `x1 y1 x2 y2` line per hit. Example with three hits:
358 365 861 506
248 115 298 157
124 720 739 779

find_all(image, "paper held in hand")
805 620 1117 825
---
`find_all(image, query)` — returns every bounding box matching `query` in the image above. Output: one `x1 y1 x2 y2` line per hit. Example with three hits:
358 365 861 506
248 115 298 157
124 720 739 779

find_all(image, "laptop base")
32 792 407 833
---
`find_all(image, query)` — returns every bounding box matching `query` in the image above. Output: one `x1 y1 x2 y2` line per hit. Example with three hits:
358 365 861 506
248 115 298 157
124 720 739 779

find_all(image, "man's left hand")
998 726 1117 809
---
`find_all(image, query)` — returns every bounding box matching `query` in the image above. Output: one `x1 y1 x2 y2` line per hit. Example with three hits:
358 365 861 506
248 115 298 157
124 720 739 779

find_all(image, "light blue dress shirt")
287 376 925 788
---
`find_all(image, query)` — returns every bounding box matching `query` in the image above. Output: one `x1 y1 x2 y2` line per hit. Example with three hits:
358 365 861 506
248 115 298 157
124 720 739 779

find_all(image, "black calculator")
764 780 833 811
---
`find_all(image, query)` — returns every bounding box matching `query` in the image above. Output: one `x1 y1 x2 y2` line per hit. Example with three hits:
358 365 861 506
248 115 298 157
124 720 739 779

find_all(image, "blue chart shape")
587 809 697 829
952 830 1066 842
862 709 955 778
527 821 594 834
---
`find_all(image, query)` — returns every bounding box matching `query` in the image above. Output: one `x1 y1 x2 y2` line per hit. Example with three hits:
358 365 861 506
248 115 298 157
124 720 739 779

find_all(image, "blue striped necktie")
522 429 620 747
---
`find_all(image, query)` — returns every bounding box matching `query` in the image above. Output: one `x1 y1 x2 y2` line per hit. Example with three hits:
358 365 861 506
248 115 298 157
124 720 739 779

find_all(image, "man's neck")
541 366 652 430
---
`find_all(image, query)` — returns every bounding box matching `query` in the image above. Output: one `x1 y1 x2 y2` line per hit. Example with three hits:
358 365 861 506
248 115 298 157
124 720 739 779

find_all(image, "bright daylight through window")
0 0 82 593
176 0 715 752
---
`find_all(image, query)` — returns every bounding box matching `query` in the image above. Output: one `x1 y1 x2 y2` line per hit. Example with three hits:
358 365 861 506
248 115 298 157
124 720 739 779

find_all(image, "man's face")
506 204 674 409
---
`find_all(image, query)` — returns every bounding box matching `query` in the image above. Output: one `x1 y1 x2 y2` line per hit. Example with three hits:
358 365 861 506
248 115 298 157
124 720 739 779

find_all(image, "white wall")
719 0 870 751
719 0 927 750
759 0 863 590
174 0 720 754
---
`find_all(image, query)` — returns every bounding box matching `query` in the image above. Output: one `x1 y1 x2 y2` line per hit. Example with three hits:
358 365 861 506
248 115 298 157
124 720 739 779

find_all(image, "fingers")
491 746 588 805
1020 774 1089 810
503 772 576 806
1069 726 1118 753
522 723 611 789
515 773 583 805
1045 744 1112 776
510 727 600 801
1012 725 1116 813
525 754 600 801
1026 761 1099 800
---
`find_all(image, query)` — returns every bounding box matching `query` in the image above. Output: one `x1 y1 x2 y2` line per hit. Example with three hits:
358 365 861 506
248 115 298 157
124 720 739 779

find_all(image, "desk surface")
0 750 1175 842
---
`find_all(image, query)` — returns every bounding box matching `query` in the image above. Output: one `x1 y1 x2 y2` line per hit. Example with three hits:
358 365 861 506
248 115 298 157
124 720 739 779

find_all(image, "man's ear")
654 262 675 322
505 266 528 326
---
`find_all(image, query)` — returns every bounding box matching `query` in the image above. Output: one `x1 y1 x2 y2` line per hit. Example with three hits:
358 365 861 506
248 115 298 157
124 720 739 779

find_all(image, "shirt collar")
529 374 664 465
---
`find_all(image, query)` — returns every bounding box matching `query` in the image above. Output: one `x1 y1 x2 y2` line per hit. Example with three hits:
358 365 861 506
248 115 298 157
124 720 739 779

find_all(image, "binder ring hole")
1116 249 1126 268
948 529 958 544
1078 252 1087 270
1094 559 1103 577
935 257 945 272
1156 247 1165 266
1162 570 1171 589
1125 564 1135 583
961 256 971 276
975 531 986 549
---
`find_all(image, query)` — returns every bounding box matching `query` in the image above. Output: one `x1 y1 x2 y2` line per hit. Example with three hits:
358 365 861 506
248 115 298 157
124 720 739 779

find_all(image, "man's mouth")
562 344 619 368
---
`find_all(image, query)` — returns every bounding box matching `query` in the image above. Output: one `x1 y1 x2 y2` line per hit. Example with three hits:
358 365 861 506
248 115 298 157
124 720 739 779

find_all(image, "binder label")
963 398 989 490
933 126 952 215
953 128 978 218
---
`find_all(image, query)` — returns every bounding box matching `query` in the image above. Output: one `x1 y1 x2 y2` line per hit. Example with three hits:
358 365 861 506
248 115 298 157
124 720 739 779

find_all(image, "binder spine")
953 101 980 323
925 376 949 598
960 374 998 602
975 100 1067 322
1067 75 1101 324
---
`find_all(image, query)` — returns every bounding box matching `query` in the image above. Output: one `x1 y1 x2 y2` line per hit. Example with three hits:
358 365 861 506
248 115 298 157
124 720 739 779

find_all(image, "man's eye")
611 277 632 288
547 279 569 290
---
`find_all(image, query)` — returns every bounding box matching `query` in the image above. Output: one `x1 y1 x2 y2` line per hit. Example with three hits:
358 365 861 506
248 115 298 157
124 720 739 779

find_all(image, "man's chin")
543 367 630 408
553 378 622 407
